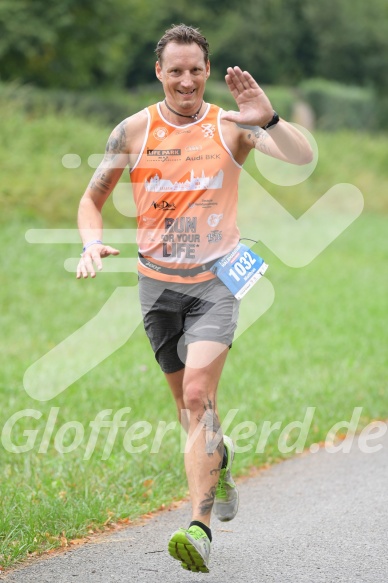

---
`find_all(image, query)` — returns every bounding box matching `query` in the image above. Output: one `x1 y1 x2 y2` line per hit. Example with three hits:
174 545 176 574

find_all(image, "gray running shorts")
138 274 240 374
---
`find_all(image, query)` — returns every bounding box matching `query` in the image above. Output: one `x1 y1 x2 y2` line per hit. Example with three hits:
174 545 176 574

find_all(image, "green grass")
1 98 387 568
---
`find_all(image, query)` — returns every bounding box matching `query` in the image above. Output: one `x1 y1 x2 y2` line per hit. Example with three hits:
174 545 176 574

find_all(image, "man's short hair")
155 24 210 64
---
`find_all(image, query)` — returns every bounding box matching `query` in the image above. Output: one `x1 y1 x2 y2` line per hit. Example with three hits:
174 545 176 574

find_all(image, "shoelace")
215 469 228 499
188 526 208 540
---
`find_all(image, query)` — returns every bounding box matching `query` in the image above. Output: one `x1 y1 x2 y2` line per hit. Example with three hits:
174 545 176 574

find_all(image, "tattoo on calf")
210 459 223 476
199 485 216 516
197 397 224 460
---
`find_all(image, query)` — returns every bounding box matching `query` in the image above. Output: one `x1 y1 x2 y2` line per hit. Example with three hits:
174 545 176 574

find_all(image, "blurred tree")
303 0 388 89
122 0 240 85
209 0 316 84
0 0 387 97
0 0 132 89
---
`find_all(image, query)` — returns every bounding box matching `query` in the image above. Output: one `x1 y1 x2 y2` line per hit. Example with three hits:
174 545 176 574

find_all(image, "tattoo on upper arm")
88 121 127 194
105 121 127 155
88 169 115 195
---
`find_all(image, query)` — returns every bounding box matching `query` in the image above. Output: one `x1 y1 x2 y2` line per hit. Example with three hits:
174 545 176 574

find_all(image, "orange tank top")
130 102 242 283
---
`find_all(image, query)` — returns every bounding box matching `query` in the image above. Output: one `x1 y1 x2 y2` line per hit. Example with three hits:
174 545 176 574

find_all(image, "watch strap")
261 111 279 130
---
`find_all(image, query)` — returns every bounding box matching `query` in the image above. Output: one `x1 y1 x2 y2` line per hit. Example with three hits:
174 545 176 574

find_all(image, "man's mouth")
178 90 195 95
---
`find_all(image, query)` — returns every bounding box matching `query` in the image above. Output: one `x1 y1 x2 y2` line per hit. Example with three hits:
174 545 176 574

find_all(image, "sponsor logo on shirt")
153 127 169 141
147 149 181 156
207 213 223 227
142 216 157 225
146 148 182 162
187 199 219 209
145 169 224 193
152 200 176 210
185 145 202 151
201 123 215 138
185 154 221 161
207 230 223 243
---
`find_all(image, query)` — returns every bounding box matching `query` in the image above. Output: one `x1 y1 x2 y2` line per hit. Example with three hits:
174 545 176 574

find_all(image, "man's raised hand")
221 66 274 127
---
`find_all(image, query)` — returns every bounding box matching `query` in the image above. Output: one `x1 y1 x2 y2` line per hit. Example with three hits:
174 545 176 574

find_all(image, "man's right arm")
77 120 129 278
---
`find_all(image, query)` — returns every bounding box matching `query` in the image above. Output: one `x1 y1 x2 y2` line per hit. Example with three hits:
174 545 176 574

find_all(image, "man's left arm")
238 120 314 166
222 66 314 165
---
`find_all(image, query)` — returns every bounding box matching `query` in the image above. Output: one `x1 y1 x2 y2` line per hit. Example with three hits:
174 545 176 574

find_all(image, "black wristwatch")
261 111 280 131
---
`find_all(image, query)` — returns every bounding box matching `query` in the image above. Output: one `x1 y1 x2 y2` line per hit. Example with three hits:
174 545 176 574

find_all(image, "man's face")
155 42 210 114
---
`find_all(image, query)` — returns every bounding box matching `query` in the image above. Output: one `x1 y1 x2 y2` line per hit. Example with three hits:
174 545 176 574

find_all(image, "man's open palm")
221 66 274 127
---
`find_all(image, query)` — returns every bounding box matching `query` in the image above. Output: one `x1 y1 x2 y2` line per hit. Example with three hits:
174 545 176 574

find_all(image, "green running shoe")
168 525 210 573
213 435 239 522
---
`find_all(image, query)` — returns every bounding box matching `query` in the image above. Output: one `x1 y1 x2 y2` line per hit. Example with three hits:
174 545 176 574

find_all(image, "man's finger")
83 254 96 278
91 251 103 271
76 258 89 279
221 110 241 123
76 246 121 279
102 246 120 257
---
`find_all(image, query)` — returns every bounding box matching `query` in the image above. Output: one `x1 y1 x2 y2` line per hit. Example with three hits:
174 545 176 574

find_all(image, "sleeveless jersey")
130 102 242 283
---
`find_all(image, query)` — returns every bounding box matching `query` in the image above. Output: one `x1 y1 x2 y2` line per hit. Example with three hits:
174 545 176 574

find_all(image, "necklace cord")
164 99 203 121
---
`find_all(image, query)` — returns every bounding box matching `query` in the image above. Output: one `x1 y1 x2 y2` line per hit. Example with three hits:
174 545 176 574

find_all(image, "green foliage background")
1 0 388 90
2 0 388 128
1 1 388 568
1 96 387 567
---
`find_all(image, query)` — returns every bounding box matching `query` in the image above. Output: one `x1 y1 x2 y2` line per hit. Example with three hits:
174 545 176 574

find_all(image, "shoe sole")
168 531 209 573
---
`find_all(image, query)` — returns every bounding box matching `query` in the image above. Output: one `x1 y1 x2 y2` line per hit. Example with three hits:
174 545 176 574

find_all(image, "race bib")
211 243 268 300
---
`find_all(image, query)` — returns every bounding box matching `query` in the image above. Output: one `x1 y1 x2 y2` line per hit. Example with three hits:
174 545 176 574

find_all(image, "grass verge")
0 99 387 568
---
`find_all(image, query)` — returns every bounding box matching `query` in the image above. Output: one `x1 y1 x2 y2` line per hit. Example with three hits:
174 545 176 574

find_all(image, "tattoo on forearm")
199 485 216 516
237 122 271 154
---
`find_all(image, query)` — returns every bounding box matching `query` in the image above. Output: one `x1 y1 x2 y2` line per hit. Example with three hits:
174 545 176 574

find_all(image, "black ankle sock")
189 520 212 542
221 444 228 469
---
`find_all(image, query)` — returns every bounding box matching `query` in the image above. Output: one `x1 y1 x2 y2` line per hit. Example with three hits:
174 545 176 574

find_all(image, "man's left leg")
183 340 228 525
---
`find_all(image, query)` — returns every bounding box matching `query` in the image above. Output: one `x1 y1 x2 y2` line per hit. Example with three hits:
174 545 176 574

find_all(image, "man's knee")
183 381 209 413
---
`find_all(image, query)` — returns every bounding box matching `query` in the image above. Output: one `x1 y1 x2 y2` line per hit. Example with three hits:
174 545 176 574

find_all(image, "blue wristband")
82 239 103 252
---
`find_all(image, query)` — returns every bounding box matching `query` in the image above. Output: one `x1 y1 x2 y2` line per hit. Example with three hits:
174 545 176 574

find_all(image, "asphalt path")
2 425 388 583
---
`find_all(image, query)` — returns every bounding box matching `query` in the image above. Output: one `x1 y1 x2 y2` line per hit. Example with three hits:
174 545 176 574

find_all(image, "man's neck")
163 99 204 124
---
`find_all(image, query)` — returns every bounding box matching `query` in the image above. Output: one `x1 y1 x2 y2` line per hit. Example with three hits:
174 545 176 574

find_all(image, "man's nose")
180 71 194 87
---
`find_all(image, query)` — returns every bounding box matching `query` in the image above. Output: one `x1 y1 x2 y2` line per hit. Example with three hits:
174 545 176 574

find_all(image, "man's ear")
155 61 163 82
205 60 211 79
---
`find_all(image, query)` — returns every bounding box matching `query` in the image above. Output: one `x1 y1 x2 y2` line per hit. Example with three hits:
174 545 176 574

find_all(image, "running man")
76 24 313 573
